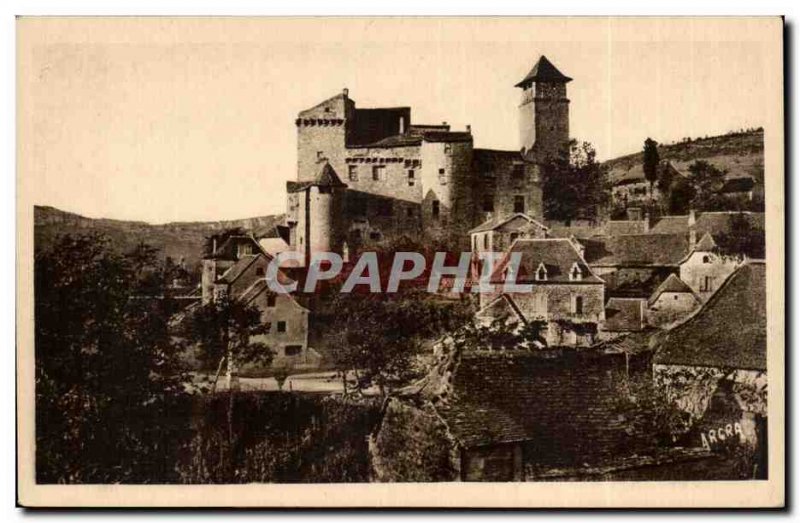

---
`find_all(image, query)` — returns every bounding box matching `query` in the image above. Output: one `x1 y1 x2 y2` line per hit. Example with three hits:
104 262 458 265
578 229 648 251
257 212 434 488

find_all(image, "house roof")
583 233 690 267
396 344 651 458
648 273 697 305
653 262 766 371
217 254 258 284
491 238 602 284
605 220 648 236
515 55 572 88
475 294 528 325
208 234 266 261
694 232 717 252
286 161 347 193
649 211 765 236
603 298 645 332
469 213 549 234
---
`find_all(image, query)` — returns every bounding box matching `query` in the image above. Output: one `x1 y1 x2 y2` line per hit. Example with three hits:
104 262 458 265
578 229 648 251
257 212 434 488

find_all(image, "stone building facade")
283 55 571 264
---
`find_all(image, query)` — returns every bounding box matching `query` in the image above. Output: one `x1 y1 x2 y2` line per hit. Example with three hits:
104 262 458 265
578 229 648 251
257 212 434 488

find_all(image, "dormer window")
569 262 583 281
535 262 548 282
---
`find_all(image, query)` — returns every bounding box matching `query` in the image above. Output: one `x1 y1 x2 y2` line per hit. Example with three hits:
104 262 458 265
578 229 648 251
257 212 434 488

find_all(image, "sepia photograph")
15 16 785 508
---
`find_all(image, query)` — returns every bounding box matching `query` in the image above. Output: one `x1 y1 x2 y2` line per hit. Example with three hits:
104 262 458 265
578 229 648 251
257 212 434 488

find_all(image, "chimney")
643 212 650 233
342 87 349 97
689 229 697 250
466 124 472 134
399 116 405 134
212 237 217 255
688 209 696 227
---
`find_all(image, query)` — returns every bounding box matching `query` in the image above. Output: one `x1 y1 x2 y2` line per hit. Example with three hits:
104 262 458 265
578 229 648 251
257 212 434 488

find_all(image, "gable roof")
515 55 572 88
469 213 549 234
583 233 689 267
217 254 259 285
603 298 645 332
648 274 697 305
491 238 602 284
209 234 267 261
653 262 766 371
649 211 765 236
286 161 347 193
694 232 717 252
475 294 527 325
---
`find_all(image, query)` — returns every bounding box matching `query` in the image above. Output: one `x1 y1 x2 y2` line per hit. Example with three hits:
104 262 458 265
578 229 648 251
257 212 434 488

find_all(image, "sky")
18 17 781 223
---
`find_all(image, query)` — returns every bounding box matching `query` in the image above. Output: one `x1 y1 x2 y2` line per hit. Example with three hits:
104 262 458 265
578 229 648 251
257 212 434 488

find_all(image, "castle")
283 55 572 264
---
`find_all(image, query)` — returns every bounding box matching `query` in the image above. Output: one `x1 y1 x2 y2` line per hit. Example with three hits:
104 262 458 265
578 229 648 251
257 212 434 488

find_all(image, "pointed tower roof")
312 161 347 188
694 232 717 252
515 55 572 88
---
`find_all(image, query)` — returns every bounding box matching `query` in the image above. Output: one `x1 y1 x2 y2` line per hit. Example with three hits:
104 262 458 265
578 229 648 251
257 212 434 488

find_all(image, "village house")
600 297 647 339
646 273 701 327
678 232 741 301
469 213 548 255
200 234 315 368
610 160 686 206
476 238 605 347
653 261 767 477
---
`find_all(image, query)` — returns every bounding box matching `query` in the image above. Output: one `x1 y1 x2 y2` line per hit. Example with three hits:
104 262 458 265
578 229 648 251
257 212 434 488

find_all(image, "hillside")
34 206 284 275
604 128 764 184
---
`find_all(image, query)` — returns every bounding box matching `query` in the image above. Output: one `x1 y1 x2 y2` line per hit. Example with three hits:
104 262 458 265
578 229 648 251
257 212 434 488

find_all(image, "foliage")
541 140 610 223
177 392 380 483
712 213 766 260
35 233 191 483
181 296 273 386
327 289 474 395
664 175 697 215
687 160 729 211
642 138 660 189
457 317 549 351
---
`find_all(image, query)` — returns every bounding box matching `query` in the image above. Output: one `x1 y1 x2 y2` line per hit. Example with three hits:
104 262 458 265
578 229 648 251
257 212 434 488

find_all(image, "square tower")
516 55 571 164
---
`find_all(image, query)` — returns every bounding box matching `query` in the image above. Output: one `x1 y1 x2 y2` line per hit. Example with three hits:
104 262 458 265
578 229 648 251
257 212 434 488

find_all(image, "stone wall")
680 251 739 302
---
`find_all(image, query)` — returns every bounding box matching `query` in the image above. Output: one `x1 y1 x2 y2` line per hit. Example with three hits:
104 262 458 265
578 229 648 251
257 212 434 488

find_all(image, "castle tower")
289 160 347 267
516 55 571 163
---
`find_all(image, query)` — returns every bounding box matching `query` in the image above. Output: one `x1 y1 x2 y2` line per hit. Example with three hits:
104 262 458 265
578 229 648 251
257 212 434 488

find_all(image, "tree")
713 213 766 260
182 296 273 391
643 138 660 195
665 176 696 215
541 140 610 223
688 160 728 211
35 234 189 483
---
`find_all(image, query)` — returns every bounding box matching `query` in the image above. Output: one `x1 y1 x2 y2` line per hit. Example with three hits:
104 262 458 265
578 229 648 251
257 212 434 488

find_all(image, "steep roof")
491 238 602 284
515 55 572 88
469 213 549 234
693 232 717 252
217 254 258 284
603 298 645 332
286 162 347 193
605 220 648 236
653 262 766 371
649 211 765 236
583 233 689 267
648 273 697 305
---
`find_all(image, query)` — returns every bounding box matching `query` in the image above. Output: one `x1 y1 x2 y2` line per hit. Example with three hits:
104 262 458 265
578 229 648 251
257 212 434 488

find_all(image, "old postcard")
16 17 784 508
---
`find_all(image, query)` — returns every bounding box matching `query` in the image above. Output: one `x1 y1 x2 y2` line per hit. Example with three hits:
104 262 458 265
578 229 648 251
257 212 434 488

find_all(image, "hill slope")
604 128 764 184
34 206 285 273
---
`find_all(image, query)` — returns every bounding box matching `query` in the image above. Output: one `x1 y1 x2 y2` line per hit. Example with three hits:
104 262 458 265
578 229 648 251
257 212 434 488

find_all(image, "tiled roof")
605 220 648 236
475 294 527 325
648 274 696 305
515 55 572 88
693 232 717 252
366 134 423 147
469 213 548 234
583 233 690 267
421 131 473 143
649 212 765 236
217 254 258 284
653 262 766 371
286 162 347 193
491 238 602 284
426 349 651 458
603 298 645 332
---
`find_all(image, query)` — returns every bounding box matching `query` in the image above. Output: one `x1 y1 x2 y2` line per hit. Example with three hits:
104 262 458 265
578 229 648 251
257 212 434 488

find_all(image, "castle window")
372 165 385 181
514 195 525 214
348 165 358 181
444 144 452 153
267 294 276 308
408 170 415 186
512 164 525 180
482 195 494 212
438 168 447 185
483 234 488 249
535 263 548 282
256 267 265 277
277 321 287 333
572 295 584 315
569 262 583 281
432 200 440 219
